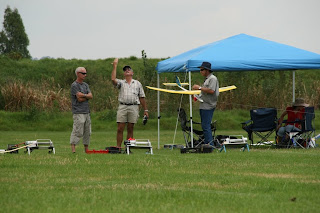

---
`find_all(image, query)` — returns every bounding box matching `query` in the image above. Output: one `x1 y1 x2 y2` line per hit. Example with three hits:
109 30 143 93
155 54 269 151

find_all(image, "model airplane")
147 76 237 96
161 76 204 102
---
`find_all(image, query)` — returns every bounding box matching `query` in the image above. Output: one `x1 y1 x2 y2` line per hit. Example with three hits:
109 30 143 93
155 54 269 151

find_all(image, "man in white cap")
111 58 149 147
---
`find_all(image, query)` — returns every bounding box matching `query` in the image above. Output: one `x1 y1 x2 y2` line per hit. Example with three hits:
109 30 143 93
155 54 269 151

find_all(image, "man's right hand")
111 58 119 85
112 58 118 67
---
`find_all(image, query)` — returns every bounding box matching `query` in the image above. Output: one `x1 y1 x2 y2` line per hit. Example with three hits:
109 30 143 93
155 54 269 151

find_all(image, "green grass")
1 130 320 212
1 109 320 132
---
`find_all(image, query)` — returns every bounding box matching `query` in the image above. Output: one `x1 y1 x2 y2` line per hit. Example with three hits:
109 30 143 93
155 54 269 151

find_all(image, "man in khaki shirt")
111 58 149 147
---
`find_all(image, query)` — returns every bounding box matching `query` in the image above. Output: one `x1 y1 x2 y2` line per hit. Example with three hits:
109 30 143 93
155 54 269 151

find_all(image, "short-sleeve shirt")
199 73 219 110
286 106 305 128
115 79 145 104
71 81 91 114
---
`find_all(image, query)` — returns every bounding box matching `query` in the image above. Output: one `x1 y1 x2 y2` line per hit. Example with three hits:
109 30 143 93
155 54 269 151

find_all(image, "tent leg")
157 73 160 149
188 71 194 148
292 70 295 103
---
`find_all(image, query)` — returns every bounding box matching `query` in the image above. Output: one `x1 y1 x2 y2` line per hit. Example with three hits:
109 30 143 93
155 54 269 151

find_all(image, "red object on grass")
86 149 109 154
193 96 198 102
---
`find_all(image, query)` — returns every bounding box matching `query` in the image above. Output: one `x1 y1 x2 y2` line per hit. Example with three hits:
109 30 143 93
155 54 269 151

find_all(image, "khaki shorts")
70 114 91 145
117 104 139 123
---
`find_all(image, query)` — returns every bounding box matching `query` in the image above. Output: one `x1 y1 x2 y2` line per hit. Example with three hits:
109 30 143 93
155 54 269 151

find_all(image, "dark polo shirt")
71 81 91 114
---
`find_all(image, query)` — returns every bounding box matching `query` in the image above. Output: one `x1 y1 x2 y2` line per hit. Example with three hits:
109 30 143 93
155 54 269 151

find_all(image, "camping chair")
278 107 315 148
241 108 277 145
177 108 217 148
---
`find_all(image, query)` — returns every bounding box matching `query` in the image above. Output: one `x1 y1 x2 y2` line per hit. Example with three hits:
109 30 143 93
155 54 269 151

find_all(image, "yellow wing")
146 85 237 95
163 83 189 86
219 85 237 92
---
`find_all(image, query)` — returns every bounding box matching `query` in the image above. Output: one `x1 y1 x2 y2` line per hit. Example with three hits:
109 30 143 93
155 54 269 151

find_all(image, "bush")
1 80 70 112
1 56 320 113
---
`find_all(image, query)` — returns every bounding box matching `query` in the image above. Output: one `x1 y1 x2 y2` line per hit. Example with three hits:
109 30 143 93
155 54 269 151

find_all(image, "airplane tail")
175 76 182 87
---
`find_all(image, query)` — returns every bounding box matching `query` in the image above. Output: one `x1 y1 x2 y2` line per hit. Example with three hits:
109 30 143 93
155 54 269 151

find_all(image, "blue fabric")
250 108 277 132
304 107 315 131
200 108 215 144
156 34 320 73
250 108 277 131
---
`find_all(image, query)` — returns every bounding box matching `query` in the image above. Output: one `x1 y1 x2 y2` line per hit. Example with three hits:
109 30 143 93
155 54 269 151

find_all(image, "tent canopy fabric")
156 34 320 73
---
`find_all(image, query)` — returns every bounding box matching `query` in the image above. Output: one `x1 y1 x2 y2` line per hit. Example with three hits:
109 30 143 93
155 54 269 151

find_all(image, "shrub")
1 80 70 112
1 57 320 113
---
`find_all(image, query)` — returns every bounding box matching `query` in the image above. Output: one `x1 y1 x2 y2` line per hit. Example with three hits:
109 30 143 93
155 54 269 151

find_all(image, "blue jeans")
277 125 301 137
200 108 215 144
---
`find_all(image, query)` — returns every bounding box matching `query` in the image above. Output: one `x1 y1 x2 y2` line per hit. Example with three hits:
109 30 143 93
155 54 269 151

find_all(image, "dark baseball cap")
123 65 132 71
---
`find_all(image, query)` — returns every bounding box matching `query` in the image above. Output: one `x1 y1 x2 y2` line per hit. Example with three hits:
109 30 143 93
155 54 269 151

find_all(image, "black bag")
105 146 122 154
180 144 213 154
7 144 19 154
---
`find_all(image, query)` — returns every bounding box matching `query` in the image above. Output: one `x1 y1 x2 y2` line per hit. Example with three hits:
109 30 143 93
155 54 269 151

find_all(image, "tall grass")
1 56 320 113
1 80 70 111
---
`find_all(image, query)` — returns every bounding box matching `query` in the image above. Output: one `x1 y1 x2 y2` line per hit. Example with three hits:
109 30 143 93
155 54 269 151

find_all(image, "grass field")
1 130 320 213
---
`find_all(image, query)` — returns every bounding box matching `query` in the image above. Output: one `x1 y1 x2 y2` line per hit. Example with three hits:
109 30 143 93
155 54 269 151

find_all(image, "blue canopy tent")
154 34 320 148
157 33 320 72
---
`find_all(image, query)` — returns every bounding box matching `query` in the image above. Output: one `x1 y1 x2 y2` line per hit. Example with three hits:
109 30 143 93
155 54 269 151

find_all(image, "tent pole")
157 73 160 149
188 71 194 148
292 70 295 103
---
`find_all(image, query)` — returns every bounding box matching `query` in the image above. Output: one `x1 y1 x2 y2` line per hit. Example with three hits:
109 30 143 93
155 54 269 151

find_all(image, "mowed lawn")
0 130 320 213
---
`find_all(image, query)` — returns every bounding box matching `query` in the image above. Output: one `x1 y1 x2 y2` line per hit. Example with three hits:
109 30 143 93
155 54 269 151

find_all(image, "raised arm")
111 58 119 86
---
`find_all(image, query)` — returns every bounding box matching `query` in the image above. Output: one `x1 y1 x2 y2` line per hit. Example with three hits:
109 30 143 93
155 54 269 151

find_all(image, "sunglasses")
200 68 206 71
79 72 87 75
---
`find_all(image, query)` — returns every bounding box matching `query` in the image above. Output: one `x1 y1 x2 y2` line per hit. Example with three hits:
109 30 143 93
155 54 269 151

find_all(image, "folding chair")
241 108 277 145
177 108 217 148
282 107 315 148
302 107 316 147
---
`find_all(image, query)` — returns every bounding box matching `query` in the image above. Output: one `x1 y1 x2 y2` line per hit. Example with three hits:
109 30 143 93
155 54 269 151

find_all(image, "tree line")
0 6 30 60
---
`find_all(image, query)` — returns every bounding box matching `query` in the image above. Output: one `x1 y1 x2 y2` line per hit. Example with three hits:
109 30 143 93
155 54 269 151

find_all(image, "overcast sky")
0 0 319 59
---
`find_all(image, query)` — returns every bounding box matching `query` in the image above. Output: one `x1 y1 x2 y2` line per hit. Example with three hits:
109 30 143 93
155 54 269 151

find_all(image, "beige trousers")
70 114 91 145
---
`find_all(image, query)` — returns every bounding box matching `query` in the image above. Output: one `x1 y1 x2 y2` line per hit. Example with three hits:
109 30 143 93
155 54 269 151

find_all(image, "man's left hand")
192 84 200 90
